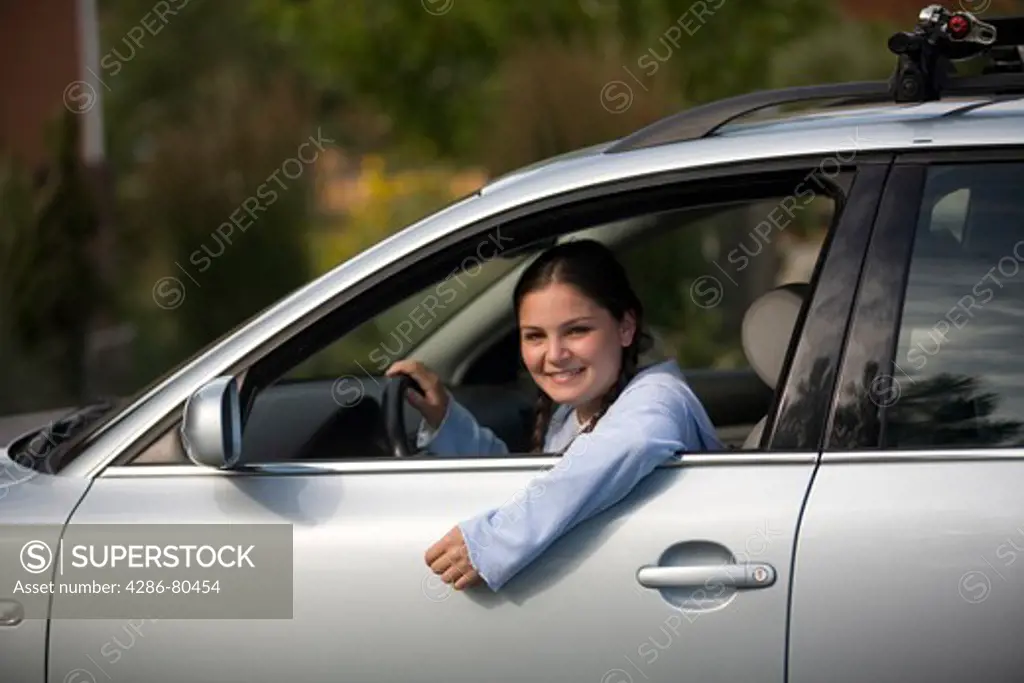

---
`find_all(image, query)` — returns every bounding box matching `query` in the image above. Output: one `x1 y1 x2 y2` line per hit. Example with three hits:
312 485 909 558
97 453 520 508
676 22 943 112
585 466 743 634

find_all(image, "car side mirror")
180 376 243 469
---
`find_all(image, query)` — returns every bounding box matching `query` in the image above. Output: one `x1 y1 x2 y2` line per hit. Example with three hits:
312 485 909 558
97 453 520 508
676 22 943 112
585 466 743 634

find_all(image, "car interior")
227 283 807 463
235 215 819 463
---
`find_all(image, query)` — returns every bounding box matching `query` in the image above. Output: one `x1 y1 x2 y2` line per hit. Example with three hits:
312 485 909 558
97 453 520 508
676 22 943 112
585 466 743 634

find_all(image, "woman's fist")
385 360 450 429
425 525 483 591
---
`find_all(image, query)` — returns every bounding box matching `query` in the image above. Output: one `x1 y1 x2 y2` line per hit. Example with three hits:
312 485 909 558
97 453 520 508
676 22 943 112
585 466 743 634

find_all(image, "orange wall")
0 0 80 167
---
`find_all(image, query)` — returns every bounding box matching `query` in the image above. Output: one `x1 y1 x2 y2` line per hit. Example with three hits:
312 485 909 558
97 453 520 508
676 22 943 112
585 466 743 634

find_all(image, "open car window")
126 163 847 466
286 255 529 381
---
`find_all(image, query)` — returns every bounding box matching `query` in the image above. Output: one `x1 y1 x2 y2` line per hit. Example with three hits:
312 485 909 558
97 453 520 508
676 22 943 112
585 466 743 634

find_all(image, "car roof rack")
607 5 1024 154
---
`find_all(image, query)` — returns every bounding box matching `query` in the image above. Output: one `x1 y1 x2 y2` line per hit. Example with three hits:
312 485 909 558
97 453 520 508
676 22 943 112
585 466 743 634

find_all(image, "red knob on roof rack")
948 14 972 40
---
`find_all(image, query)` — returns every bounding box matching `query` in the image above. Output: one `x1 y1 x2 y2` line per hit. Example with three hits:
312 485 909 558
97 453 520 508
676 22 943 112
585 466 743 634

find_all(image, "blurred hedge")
0 113 103 412
114 68 316 388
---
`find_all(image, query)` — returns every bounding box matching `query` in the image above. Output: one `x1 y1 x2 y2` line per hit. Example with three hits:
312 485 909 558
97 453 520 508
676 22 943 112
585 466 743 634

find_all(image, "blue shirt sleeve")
416 395 510 457
457 380 705 591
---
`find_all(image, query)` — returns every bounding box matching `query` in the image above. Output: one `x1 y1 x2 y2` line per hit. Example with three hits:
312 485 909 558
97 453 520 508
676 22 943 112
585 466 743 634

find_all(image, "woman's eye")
568 326 590 336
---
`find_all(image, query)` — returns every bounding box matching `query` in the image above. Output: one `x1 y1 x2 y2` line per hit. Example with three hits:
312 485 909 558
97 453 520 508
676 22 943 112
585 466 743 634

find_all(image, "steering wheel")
382 373 426 458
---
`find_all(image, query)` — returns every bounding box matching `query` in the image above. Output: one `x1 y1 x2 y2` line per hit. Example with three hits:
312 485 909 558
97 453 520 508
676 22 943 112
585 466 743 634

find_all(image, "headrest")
741 283 809 389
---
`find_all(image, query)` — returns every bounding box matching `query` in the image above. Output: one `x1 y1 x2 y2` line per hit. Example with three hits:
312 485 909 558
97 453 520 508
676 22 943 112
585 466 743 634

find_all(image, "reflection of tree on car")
886 373 1024 448
822 359 1024 449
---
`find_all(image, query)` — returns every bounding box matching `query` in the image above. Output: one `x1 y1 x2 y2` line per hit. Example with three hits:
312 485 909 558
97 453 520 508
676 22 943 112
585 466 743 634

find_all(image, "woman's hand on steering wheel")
385 360 449 429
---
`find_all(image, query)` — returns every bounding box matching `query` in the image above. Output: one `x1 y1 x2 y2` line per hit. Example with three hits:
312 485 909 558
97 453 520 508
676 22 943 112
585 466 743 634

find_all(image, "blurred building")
0 0 119 406
0 0 104 169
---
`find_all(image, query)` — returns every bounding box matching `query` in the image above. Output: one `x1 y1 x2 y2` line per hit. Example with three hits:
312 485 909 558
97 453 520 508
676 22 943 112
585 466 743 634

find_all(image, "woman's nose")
547 336 570 360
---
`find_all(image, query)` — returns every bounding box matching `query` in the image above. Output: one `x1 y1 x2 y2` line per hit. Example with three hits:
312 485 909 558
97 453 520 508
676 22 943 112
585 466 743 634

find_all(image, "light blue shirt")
416 359 725 591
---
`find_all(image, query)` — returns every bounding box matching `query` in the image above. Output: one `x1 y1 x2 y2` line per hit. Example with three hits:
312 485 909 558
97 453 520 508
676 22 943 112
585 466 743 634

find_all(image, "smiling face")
518 282 636 419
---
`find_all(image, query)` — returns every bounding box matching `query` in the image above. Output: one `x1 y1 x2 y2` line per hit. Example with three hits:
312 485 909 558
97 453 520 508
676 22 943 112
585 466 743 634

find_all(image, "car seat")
740 283 809 449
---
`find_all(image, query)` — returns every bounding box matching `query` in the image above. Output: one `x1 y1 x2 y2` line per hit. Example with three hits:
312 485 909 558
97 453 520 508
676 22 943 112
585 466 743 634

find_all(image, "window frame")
825 146 1024 452
114 154 877 468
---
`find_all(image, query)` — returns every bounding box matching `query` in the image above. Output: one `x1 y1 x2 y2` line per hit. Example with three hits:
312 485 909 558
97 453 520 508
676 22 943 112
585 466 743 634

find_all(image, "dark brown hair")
513 239 651 452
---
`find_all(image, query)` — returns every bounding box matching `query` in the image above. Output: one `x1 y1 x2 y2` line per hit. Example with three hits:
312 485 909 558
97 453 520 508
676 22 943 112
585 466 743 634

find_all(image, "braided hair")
513 239 651 453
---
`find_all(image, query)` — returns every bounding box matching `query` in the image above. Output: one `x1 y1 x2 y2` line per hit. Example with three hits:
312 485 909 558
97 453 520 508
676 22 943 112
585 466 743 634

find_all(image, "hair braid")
531 391 555 453
578 330 645 437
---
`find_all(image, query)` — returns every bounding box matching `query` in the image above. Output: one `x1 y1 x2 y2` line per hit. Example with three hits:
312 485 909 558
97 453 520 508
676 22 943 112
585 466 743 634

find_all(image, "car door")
46 160 887 683
789 154 1024 683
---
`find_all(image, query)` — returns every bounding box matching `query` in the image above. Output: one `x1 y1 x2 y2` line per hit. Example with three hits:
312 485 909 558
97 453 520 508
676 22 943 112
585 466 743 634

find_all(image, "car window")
129 172 842 465
572 194 835 448
286 255 528 380
606 199 832 372
885 162 1024 449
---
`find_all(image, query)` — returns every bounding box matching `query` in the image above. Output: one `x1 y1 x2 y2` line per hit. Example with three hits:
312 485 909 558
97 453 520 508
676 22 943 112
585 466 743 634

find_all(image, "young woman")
386 238 723 592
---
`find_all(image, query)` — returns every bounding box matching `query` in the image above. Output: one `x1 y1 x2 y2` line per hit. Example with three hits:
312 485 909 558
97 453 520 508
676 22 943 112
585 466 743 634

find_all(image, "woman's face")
518 282 636 415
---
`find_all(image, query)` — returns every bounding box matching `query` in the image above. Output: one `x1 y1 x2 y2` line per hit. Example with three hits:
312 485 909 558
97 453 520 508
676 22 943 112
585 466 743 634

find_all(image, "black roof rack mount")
607 4 1024 154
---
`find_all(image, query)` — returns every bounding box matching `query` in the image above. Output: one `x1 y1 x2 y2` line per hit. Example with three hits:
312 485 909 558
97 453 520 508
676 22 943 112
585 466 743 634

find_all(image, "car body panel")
49 455 813 683
789 147 1024 683
0 462 93 683
788 452 1024 683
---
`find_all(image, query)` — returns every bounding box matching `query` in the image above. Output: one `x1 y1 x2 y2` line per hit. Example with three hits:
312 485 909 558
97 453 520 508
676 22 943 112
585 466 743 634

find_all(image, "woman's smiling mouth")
546 368 585 384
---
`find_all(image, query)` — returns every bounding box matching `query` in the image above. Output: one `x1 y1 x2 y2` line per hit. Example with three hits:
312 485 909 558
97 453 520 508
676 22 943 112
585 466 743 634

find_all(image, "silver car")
4 7 1024 682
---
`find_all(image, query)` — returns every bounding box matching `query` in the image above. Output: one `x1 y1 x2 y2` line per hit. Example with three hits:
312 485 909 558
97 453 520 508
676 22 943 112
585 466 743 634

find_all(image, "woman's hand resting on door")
426 525 483 590
385 360 450 430
385 363 481 588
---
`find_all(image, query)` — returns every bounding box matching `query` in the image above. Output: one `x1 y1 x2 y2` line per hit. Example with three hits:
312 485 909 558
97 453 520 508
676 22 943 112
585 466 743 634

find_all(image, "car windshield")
4 399 124 473
27 246 535 472
6 303 272 474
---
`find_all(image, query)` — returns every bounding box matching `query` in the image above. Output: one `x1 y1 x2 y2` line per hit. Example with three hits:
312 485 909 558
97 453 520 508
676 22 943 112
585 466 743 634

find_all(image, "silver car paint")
789 450 1024 683
0 461 95 683
52 455 814 683
0 97 1020 682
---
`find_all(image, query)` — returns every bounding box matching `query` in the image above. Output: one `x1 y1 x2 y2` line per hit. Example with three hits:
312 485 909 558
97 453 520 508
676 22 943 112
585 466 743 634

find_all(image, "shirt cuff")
415 397 452 450
415 394 476 455
458 515 502 590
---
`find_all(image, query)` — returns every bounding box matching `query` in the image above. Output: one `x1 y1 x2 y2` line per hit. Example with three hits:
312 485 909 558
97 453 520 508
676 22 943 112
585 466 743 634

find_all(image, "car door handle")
0 600 23 626
636 563 776 589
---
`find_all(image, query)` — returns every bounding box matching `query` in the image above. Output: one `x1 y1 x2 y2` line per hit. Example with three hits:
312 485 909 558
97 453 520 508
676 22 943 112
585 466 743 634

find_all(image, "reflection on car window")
886 162 1024 449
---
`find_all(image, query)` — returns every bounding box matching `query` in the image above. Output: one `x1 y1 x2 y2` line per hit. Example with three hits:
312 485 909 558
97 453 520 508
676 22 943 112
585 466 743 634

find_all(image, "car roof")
714 96 1024 138
479 96 1024 196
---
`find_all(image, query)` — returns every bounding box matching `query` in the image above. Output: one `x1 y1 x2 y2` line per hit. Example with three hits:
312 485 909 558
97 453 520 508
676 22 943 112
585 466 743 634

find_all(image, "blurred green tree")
118 69 316 380
246 0 839 164
86 0 913 390
93 2 318 384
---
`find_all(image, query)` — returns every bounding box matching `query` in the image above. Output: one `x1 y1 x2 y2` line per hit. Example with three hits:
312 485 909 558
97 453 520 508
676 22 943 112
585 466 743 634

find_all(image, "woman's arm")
456 380 707 590
416 394 510 457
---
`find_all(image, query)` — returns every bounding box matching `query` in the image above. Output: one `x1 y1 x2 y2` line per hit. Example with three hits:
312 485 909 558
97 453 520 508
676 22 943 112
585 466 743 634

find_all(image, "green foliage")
118 69 314 372
89 3 321 385
767 18 901 88
620 226 731 369
246 0 838 163
97 0 295 172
